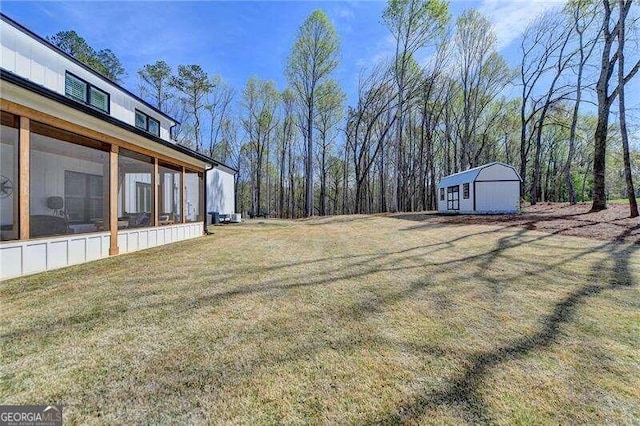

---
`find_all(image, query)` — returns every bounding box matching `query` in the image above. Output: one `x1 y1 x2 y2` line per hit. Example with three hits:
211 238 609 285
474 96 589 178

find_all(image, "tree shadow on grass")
3 217 638 423
367 235 638 424
0 224 614 344
389 208 640 244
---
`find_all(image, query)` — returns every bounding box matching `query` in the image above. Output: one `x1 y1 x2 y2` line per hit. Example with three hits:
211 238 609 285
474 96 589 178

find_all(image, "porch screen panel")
158 162 182 224
30 122 110 238
0 112 19 241
185 170 203 222
118 149 154 229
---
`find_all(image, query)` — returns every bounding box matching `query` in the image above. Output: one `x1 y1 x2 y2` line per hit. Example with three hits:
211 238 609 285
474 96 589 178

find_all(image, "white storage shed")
437 162 521 214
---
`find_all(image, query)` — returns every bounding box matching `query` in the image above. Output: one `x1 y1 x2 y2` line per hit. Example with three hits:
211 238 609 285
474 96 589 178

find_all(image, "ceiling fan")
0 175 14 199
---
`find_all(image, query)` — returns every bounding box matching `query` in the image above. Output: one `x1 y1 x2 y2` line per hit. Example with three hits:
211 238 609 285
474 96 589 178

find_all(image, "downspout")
169 123 178 142
233 169 237 215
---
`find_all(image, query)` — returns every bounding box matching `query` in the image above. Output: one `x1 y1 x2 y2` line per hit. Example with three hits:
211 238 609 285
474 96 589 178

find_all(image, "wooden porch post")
18 117 30 240
152 158 158 226
181 166 186 223
109 145 119 255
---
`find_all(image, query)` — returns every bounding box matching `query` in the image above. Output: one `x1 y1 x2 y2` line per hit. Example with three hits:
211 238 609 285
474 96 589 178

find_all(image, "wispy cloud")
337 7 355 20
356 33 396 68
477 0 567 50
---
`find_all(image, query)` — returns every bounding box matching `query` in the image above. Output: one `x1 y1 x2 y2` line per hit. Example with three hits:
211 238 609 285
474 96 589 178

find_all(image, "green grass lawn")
1 215 639 424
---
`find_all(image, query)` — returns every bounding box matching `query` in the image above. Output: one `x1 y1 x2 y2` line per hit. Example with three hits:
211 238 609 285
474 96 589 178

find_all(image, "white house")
437 162 521 214
0 14 236 279
206 164 236 219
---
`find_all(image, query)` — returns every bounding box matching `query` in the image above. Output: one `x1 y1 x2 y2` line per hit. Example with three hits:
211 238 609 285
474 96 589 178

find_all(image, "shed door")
447 185 459 211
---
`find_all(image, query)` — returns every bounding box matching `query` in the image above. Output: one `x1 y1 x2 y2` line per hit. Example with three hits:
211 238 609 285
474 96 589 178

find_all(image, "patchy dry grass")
1 215 639 424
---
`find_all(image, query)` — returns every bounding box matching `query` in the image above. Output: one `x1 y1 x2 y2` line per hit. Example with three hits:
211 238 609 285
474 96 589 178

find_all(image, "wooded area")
50 0 640 218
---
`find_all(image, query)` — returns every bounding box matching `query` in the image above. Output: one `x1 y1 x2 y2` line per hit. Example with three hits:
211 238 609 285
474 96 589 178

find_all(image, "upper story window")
65 72 110 114
135 109 160 137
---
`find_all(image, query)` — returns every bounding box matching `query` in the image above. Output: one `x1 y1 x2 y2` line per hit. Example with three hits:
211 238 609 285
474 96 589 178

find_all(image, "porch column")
181 166 186 223
109 145 119 255
152 158 158 226
18 117 30 240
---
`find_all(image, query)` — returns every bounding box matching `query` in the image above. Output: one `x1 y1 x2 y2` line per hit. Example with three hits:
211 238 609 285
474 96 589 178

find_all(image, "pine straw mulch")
389 203 640 244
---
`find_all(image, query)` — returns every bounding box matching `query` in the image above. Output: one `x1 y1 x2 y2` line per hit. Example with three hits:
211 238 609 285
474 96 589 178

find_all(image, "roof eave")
0 12 180 125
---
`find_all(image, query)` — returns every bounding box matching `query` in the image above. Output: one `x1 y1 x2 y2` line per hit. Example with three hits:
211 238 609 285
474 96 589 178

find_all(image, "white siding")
1 21 174 140
437 182 474 213
29 143 105 218
1 232 110 279
475 181 520 213
207 167 235 216
0 222 203 280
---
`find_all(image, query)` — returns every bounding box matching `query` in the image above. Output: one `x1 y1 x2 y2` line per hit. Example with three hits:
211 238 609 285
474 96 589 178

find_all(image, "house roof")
0 13 238 173
438 162 521 188
1 69 237 172
1 13 180 124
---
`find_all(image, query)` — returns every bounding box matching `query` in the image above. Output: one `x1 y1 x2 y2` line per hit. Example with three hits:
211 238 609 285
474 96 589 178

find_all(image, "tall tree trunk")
565 91 580 204
305 97 314 217
288 141 295 218
591 1 615 212
256 159 262 215
394 93 404 213
617 0 639 217
379 139 386 212
519 118 528 199
320 137 327 216
342 140 349 214
565 6 591 205
592 107 610 211
531 121 543 205
279 138 286 218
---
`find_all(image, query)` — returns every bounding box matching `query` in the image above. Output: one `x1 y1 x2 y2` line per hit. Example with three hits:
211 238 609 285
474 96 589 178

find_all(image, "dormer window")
135 109 160 137
64 72 110 114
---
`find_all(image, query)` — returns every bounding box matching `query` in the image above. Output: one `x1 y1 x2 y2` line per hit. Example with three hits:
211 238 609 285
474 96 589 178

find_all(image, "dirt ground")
389 203 640 244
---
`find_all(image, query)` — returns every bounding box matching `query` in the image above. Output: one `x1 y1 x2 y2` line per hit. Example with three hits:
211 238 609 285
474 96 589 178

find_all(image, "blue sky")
2 1 575 107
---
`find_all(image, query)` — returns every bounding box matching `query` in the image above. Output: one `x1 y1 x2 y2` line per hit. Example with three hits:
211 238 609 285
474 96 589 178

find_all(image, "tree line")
50 0 640 218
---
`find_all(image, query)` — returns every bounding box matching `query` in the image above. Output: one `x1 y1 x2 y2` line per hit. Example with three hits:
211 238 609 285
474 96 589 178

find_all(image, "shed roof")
438 162 520 188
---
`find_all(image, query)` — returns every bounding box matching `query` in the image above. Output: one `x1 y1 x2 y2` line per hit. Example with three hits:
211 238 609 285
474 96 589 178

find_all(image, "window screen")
463 183 470 199
65 73 87 101
65 172 104 223
440 188 444 201
1 111 19 241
